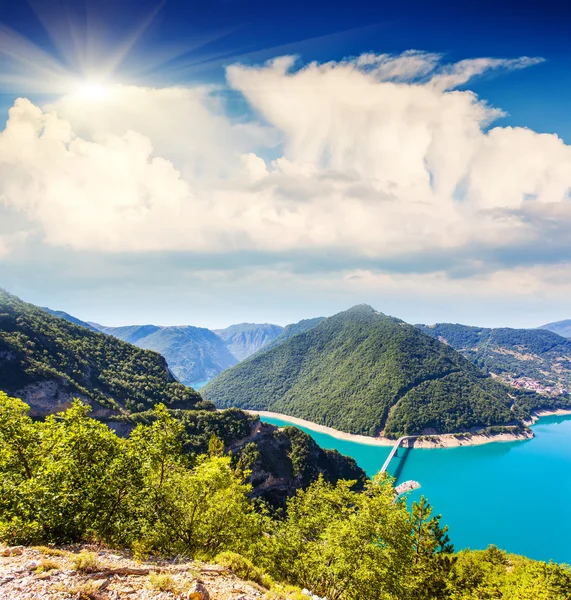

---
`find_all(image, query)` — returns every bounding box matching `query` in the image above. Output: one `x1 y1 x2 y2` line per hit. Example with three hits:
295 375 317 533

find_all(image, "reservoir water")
261 414 571 564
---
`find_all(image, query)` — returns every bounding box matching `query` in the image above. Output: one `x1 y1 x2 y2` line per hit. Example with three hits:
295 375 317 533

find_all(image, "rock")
1 546 25 557
186 581 210 600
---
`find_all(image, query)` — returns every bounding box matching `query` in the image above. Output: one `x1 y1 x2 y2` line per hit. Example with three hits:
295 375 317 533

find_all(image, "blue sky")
1 0 571 328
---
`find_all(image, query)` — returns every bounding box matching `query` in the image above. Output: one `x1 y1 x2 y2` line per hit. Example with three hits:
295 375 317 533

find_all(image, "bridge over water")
381 435 421 496
380 435 419 473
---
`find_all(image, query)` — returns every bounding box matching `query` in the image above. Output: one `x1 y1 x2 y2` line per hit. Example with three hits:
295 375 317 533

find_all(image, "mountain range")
213 323 284 361
203 305 567 437
417 323 571 394
92 323 239 388
41 311 285 387
540 319 571 339
0 289 366 503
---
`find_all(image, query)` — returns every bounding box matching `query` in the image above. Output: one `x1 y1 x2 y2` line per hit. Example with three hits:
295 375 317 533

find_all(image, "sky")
1 0 571 328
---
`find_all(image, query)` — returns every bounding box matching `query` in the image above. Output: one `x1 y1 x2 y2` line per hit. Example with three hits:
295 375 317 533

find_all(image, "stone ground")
0 544 266 600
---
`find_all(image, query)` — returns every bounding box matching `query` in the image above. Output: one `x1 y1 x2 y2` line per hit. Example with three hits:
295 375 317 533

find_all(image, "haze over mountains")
92 323 239 388
41 310 284 387
214 323 284 361
540 319 571 339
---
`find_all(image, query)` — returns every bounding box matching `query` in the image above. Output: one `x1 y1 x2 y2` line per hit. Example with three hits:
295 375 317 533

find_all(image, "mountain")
1 289 366 503
41 307 100 332
255 316 325 355
203 305 564 438
94 324 238 387
540 319 571 339
0 289 205 419
417 323 571 395
214 323 284 360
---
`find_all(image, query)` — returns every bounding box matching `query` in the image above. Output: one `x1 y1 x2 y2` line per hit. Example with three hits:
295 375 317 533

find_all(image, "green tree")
261 474 415 600
408 496 455 599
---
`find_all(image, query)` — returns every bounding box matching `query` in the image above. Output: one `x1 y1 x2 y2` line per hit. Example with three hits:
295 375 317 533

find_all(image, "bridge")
380 436 418 473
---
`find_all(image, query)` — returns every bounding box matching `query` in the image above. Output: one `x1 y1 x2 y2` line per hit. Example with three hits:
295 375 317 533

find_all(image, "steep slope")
0 290 365 503
203 305 559 438
417 323 571 394
41 307 100 332
256 316 326 355
0 289 204 418
214 322 284 360
540 319 571 339
96 324 238 387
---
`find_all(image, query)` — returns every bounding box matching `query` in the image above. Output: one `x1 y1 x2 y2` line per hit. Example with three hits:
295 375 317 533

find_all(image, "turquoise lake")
261 414 571 564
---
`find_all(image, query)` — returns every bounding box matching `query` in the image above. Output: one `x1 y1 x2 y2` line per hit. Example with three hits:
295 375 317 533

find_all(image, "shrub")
216 551 273 588
72 551 102 573
148 572 177 593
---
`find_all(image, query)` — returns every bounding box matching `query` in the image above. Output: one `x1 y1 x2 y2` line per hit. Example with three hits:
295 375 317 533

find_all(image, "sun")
76 81 110 101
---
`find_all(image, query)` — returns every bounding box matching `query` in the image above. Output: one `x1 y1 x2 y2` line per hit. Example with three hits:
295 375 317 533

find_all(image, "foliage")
204 305 536 437
72 552 102 573
260 474 453 600
448 546 571 599
1 392 570 599
417 322 571 401
147 572 178 592
215 551 273 588
0 289 204 414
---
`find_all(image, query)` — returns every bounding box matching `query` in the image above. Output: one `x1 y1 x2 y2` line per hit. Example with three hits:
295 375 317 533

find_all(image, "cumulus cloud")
1 50 569 291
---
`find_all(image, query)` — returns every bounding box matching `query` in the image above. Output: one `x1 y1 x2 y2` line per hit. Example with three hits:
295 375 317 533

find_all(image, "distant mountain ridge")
93 324 238 387
203 305 564 438
42 309 286 386
540 319 571 339
417 323 571 394
213 323 284 361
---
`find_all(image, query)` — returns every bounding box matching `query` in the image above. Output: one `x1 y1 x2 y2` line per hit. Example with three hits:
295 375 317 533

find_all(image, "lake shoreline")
246 408 571 448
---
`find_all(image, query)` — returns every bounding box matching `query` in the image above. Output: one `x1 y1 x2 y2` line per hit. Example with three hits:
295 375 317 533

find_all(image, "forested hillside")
254 316 326 355
0 289 204 417
2 392 570 600
0 290 365 505
214 322 284 360
94 323 238 387
203 305 560 437
417 323 571 394
41 307 100 332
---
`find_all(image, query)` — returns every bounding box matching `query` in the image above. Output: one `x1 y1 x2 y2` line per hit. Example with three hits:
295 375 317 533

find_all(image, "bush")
72 552 102 573
216 551 273 588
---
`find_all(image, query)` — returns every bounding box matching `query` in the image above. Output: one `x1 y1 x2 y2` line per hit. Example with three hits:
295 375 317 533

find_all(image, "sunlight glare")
76 81 109 100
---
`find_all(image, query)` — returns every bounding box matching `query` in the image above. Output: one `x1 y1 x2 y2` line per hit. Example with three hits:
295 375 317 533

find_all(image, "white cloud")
1 49 570 292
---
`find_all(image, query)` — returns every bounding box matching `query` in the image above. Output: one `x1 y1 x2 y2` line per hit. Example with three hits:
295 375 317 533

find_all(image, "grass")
72 551 102 573
147 572 178 593
33 546 69 557
216 551 273 588
35 558 61 573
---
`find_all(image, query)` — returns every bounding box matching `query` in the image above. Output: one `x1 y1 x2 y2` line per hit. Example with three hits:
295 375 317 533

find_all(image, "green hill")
417 323 571 394
0 289 205 417
203 305 560 437
41 307 100 332
254 316 325 355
